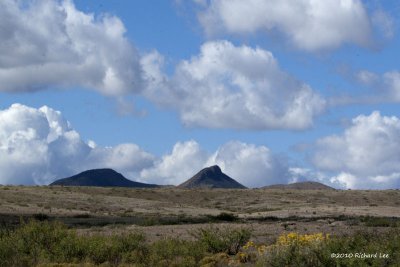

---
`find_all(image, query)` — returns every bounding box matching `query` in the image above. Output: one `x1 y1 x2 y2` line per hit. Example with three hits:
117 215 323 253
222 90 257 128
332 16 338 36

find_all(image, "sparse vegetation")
0 220 399 266
191 225 252 255
0 220 248 266
361 216 400 227
231 230 400 267
209 212 238 222
0 186 399 265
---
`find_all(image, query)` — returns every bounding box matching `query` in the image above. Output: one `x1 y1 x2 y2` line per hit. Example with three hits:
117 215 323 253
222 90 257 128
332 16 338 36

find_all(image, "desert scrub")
254 230 400 267
0 220 79 266
233 241 267 264
0 219 147 266
84 233 147 265
209 212 238 222
148 238 205 267
191 225 252 255
258 232 330 267
361 216 400 227
276 232 329 246
2 220 398 266
0 220 250 266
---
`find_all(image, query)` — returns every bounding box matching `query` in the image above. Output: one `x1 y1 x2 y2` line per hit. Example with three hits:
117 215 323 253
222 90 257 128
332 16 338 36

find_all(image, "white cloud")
207 141 290 188
331 68 400 106
383 71 400 101
329 172 359 189
0 1 326 131
372 9 395 40
142 41 325 130
0 104 154 185
288 167 328 184
313 111 400 189
196 0 373 51
0 104 292 187
86 144 155 177
349 70 400 102
139 140 208 185
355 70 379 86
140 140 290 188
0 0 142 95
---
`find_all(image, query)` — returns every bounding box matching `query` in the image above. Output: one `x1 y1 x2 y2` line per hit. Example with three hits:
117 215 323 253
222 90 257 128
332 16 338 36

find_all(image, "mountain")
179 165 246 189
262 181 334 190
50 168 159 188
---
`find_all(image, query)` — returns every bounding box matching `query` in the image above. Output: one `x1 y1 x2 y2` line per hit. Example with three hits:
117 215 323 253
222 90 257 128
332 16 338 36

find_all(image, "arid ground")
1 185 399 244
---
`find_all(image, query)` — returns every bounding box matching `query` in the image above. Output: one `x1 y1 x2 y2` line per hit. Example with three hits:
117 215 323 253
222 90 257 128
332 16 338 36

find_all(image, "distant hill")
50 168 159 188
262 181 334 190
179 165 246 189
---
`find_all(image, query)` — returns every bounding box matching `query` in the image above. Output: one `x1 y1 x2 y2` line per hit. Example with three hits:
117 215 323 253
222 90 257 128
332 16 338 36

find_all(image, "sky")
1 0 400 189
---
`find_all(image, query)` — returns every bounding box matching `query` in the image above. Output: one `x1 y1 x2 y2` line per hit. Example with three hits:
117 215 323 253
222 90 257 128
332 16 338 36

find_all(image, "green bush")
32 213 49 221
0 220 209 266
85 233 146 265
0 220 147 266
361 216 400 227
210 212 238 222
149 238 205 267
256 229 400 267
2 219 398 266
191 225 251 255
0 220 73 266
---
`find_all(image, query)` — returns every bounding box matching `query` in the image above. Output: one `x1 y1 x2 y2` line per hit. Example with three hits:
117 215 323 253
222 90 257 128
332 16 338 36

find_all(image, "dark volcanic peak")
50 168 159 188
179 165 246 189
262 181 334 190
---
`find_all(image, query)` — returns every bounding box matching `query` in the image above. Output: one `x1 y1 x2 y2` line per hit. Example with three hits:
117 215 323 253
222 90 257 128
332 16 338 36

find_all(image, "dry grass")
0 185 399 243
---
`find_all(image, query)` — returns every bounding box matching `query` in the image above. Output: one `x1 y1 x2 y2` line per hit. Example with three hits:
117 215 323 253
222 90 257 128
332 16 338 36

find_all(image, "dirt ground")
1 185 399 243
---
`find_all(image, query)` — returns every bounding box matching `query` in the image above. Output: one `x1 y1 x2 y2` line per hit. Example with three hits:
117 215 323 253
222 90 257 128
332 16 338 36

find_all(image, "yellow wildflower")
257 245 267 255
277 232 328 246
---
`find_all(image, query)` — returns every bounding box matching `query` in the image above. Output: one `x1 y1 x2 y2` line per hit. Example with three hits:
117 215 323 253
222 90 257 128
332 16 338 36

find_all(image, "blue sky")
1 0 400 189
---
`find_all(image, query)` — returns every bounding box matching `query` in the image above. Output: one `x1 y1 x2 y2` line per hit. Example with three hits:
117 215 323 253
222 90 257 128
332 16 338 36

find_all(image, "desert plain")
1 185 399 243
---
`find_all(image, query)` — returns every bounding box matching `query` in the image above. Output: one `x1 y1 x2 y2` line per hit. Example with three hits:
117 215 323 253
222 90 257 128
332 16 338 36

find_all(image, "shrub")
149 238 205 267
255 229 400 267
0 220 75 266
0 220 147 266
199 252 231 266
33 213 49 221
361 216 400 227
85 233 146 265
0 235 15 267
191 226 251 255
3 219 398 266
211 212 238 222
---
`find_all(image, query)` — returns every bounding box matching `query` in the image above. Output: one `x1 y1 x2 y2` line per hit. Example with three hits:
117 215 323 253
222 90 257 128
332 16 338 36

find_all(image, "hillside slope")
50 168 159 188
179 165 246 189
262 181 334 190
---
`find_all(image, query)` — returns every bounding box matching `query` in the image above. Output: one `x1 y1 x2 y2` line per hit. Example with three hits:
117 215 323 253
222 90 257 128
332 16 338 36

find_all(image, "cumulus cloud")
1 1 326 130
349 70 400 103
139 140 208 185
207 141 290 188
0 0 142 95
0 104 291 187
140 140 290 188
0 104 154 185
330 68 400 106
383 71 400 101
288 167 328 184
85 144 155 178
195 0 375 52
355 70 379 86
313 111 400 189
142 40 325 130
